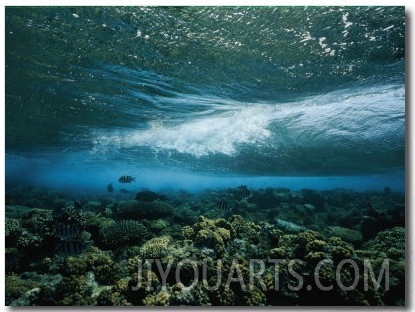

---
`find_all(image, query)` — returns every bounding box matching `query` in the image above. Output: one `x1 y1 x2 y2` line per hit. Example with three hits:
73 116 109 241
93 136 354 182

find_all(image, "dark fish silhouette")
56 224 80 239
239 185 253 199
55 239 93 256
119 175 136 183
73 200 82 210
52 207 66 219
135 190 167 202
107 183 114 193
216 201 232 212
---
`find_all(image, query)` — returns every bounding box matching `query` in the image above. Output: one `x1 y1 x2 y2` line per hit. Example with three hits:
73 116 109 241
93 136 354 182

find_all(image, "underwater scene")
4 6 405 306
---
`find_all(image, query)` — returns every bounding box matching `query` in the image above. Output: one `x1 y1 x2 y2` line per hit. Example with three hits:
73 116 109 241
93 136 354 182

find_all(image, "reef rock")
115 200 174 220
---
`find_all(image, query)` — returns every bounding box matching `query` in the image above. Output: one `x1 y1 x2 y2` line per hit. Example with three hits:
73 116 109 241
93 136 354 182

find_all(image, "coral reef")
54 247 123 285
5 218 21 247
99 220 148 249
140 236 171 259
54 274 96 305
115 200 174 219
363 227 405 260
185 216 235 258
5 274 39 305
360 203 405 241
324 226 362 245
4 186 405 306
143 290 170 306
170 282 210 305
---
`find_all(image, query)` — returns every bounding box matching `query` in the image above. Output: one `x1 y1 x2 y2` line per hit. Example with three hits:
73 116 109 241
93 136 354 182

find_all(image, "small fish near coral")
216 200 232 213
73 200 83 211
55 239 93 256
239 185 253 199
52 206 66 220
107 183 114 193
118 175 136 183
56 223 80 240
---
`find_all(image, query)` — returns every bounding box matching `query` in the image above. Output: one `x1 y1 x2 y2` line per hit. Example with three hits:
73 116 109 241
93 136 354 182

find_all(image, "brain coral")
99 220 148 249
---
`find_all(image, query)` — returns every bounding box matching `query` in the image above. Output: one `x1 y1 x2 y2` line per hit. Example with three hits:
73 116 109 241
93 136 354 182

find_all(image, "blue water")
5 6 405 193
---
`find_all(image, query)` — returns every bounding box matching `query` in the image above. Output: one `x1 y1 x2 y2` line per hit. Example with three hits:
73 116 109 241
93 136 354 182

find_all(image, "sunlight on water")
89 84 404 172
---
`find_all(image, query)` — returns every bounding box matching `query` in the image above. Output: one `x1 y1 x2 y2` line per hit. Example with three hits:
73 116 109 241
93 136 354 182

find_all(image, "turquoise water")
5 6 405 191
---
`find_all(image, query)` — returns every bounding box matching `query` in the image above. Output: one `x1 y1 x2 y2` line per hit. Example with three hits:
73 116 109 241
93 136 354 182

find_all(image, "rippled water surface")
5 6 405 191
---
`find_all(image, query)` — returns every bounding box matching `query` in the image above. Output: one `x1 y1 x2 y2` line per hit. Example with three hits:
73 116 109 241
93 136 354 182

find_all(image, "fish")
118 175 136 183
107 183 114 193
55 239 93 256
73 200 82 211
216 201 232 213
56 223 80 239
52 206 66 219
239 185 253 199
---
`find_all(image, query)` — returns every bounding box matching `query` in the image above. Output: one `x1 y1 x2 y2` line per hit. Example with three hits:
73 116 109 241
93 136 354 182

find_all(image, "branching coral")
99 220 148 249
55 247 122 285
55 274 96 306
184 216 235 258
140 236 171 259
363 227 405 260
5 218 21 247
5 273 39 305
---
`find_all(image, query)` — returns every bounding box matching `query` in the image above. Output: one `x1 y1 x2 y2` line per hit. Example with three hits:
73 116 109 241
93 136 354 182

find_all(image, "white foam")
92 83 404 158
94 105 273 157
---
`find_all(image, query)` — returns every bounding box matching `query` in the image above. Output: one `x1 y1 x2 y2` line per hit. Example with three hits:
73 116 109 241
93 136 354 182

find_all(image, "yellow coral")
306 239 327 253
217 227 231 241
269 247 288 259
327 236 354 262
304 251 329 265
298 230 325 246
140 236 171 259
195 229 225 256
181 225 194 240
242 285 266 306
143 290 170 306
314 260 334 284
194 216 235 239
229 215 245 232
115 278 130 292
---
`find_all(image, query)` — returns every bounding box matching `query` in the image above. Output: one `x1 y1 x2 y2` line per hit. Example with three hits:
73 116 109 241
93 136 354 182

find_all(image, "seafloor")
5 185 405 306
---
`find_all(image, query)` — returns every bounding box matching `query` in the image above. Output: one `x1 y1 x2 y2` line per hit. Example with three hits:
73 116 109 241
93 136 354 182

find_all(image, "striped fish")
56 224 80 239
55 239 93 256
216 201 232 213
73 200 83 211
118 175 136 183
239 185 253 199
52 207 66 219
